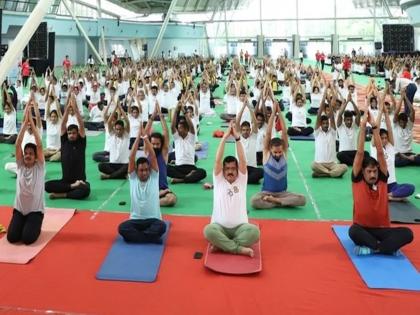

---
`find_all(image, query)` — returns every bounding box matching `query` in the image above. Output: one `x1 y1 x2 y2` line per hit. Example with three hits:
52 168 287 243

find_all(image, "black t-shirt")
61 134 86 182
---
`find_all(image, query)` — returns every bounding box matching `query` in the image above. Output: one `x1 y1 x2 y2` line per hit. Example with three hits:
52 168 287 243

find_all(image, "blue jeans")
404 83 417 115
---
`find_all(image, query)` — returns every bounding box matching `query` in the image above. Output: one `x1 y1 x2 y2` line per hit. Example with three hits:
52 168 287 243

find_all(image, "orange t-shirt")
352 170 390 228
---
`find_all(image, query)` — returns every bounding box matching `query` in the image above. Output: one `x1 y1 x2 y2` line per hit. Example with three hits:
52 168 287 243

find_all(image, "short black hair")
67 124 79 133
50 109 58 117
320 115 329 122
240 121 251 128
398 112 408 122
136 157 149 167
115 120 124 128
379 128 388 137
223 155 238 168
343 110 353 118
256 112 265 119
24 143 37 157
150 132 164 146
362 156 379 169
270 137 284 148
177 119 189 130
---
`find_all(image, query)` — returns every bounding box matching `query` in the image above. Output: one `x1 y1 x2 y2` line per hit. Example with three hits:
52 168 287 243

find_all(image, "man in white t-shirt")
236 101 263 184
167 101 207 184
312 102 348 178
336 94 368 166
203 122 260 257
98 103 130 180
220 82 239 122
393 93 420 167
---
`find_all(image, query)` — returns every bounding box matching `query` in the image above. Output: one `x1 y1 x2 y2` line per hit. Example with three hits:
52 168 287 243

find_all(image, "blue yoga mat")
289 135 315 141
332 225 420 291
96 221 170 283
195 141 209 160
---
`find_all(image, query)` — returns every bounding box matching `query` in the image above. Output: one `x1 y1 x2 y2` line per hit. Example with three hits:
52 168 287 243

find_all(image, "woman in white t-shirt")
44 97 62 161
308 86 323 115
128 102 142 149
287 95 314 137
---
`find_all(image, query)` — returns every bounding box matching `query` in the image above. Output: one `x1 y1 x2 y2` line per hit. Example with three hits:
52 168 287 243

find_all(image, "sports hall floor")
0 62 419 314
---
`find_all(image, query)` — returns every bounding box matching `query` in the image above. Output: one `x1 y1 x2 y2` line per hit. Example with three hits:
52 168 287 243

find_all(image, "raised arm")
16 105 31 161
171 101 182 134
118 102 130 134
61 97 71 135
370 111 387 175
214 125 232 176
353 111 368 175
393 90 404 124
336 98 347 128
71 93 86 138
143 131 158 172
232 123 247 175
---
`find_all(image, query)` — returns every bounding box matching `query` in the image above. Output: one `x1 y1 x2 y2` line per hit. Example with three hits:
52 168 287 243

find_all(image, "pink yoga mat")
0 208 75 264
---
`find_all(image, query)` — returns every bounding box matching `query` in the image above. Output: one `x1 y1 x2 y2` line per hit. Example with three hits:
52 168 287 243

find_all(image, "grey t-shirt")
14 160 45 215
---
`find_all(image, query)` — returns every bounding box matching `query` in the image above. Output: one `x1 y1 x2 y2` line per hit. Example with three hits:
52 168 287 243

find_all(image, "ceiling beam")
74 0 121 18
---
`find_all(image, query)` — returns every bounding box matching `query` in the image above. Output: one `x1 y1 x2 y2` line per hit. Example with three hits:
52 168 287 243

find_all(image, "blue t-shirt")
129 170 161 220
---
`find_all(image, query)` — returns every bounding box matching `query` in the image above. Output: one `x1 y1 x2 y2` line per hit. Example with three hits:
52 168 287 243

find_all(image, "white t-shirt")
211 171 248 228
256 124 267 152
173 132 195 165
3 110 17 135
14 160 45 215
22 127 43 151
310 93 322 109
148 94 158 115
239 133 257 167
337 124 358 152
371 143 396 184
199 91 212 114
89 105 103 122
109 133 130 163
314 128 337 163
66 114 79 127
129 115 142 138
393 121 413 153
291 104 307 127
89 90 100 105
46 120 61 150
224 95 239 115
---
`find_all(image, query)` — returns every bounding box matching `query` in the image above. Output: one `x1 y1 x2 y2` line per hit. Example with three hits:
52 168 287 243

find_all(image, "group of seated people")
1 54 418 259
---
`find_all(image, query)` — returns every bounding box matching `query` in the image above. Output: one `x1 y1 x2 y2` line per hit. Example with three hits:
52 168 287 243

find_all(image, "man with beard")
251 102 306 209
145 103 177 207
348 111 413 255
45 96 90 199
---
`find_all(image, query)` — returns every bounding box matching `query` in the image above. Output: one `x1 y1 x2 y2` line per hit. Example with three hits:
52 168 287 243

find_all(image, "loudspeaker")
142 44 148 51
374 42 382 50
383 24 414 53
28 22 48 59
48 32 55 69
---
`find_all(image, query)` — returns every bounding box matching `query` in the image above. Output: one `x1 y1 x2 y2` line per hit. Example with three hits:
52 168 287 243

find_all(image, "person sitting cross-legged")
167 99 207 184
118 127 166 243
203 121 260 257
311 98 348 178
251 101 306 209
348 109 413 256
98 102 130 180
45 94 90 200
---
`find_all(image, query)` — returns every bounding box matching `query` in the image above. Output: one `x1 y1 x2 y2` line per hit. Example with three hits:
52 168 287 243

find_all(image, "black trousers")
0 134 17 144
256 151 263 166
321 60 325 70
7 209 44 245
84 121 104 131
98 162 128 179
45 179 91 199
307 107 319 115
248 166 264 184
92 151 109 163
337 150 370 166
167 164 207 183
395 152 420 167
220 113 236 122
287 126 314 137
349 223 413 255
22 76 29 87
119 218 166 243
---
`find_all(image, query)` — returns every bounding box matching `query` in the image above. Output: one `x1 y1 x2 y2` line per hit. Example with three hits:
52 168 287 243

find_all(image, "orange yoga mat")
0 208 75 264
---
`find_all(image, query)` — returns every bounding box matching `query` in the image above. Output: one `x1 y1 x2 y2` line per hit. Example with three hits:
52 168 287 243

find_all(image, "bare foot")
171 178 184 184
238 247 254 257
100 173 111 180
262 195 274 202
209 245 221 253
203 183 213 190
